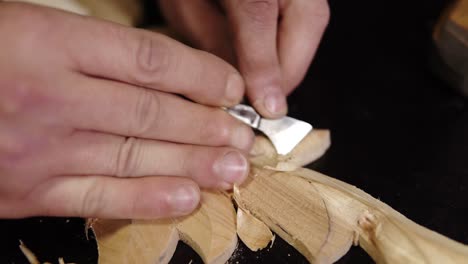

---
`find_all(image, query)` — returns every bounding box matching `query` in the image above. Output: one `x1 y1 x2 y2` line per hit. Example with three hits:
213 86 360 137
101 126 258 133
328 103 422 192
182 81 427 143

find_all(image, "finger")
278 0 330 94
51 131 249 189
159 0 235 64
64 75 254 150
25 176 200 219
55 9 244 107
222 0 287 118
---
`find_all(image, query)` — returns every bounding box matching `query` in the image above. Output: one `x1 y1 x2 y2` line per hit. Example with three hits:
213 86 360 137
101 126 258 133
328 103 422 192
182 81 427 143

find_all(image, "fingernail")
167 185 199 215
214 151 248 184
231 125 255 151
264 92 287 117
225 73 244 105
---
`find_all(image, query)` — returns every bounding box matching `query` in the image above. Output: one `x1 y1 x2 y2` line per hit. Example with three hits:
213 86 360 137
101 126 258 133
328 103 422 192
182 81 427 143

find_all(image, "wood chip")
19 240 40 264
176 191 237 264
236 208 273 251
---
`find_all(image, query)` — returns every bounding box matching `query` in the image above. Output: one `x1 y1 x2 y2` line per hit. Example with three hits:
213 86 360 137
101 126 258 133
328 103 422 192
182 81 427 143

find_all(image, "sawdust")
226 242 246 264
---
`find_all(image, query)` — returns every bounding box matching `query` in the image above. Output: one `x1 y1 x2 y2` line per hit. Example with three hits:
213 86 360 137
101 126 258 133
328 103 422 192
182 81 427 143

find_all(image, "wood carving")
92 191 237 264
174 191 237 264
92 219 178 264
90 128 468 263
236 208 274 251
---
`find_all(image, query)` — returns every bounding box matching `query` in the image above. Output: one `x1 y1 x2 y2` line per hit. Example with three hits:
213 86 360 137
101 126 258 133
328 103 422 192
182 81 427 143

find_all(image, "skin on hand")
159 0 330 118
0 3 255 219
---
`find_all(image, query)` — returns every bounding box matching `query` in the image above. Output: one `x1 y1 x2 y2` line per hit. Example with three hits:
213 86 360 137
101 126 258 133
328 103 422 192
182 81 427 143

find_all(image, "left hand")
159 0 330 118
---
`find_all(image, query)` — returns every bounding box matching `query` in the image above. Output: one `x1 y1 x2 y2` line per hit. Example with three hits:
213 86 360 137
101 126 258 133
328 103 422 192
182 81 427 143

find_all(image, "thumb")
222 0 288 118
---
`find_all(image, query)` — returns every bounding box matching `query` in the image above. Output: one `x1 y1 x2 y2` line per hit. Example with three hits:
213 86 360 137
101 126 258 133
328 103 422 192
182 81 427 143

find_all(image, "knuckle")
133 33 172 86
199 111 233 145
114 137 143 177
239 0 278 25
130 89 161 136
78 180 105 217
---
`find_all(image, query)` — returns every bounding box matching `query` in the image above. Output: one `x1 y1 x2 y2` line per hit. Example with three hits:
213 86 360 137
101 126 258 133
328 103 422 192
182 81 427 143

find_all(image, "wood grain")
236 207 274 251
93 219 178 264
175 191 237 264
92 126 468 263
234 129 468 263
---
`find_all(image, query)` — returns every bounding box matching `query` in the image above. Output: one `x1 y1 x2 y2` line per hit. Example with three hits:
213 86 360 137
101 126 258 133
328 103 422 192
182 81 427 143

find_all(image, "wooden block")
91 128 468 263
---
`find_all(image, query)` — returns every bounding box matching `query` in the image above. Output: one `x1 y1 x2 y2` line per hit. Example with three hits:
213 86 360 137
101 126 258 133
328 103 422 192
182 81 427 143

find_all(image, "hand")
159 0 330 118
0 3 254 219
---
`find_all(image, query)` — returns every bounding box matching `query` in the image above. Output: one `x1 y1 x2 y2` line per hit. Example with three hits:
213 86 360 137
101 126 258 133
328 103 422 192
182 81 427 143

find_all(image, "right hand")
0 2 254 219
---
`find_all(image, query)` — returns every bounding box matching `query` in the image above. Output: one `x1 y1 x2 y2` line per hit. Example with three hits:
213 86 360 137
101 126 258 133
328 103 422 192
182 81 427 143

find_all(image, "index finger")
58 10 244 107
222 0 288 118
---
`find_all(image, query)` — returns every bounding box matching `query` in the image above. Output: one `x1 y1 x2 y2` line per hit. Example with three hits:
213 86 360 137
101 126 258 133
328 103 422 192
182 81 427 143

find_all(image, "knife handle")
225 104 261 129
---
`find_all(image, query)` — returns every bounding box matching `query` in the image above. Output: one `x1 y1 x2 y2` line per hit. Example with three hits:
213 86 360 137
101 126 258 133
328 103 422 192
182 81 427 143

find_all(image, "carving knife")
226 104 312 155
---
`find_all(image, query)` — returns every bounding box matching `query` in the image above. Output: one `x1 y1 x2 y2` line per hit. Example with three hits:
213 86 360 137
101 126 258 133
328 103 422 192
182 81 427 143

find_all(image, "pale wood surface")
294 168 468 263
236 208 274 251
19 240 41 264
175 191 237 264
250 129 331 170
93 219 178 264
75 128 468 263
234 129 468 263
234 167 354 263
92 191 237 264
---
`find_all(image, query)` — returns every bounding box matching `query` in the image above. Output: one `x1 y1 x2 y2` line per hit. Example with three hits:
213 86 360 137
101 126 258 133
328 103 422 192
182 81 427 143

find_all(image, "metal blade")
225 104 313 155
258 117 313 155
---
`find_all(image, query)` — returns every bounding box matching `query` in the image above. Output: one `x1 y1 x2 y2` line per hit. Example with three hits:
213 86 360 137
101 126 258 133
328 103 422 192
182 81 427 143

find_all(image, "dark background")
1 0 467 263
